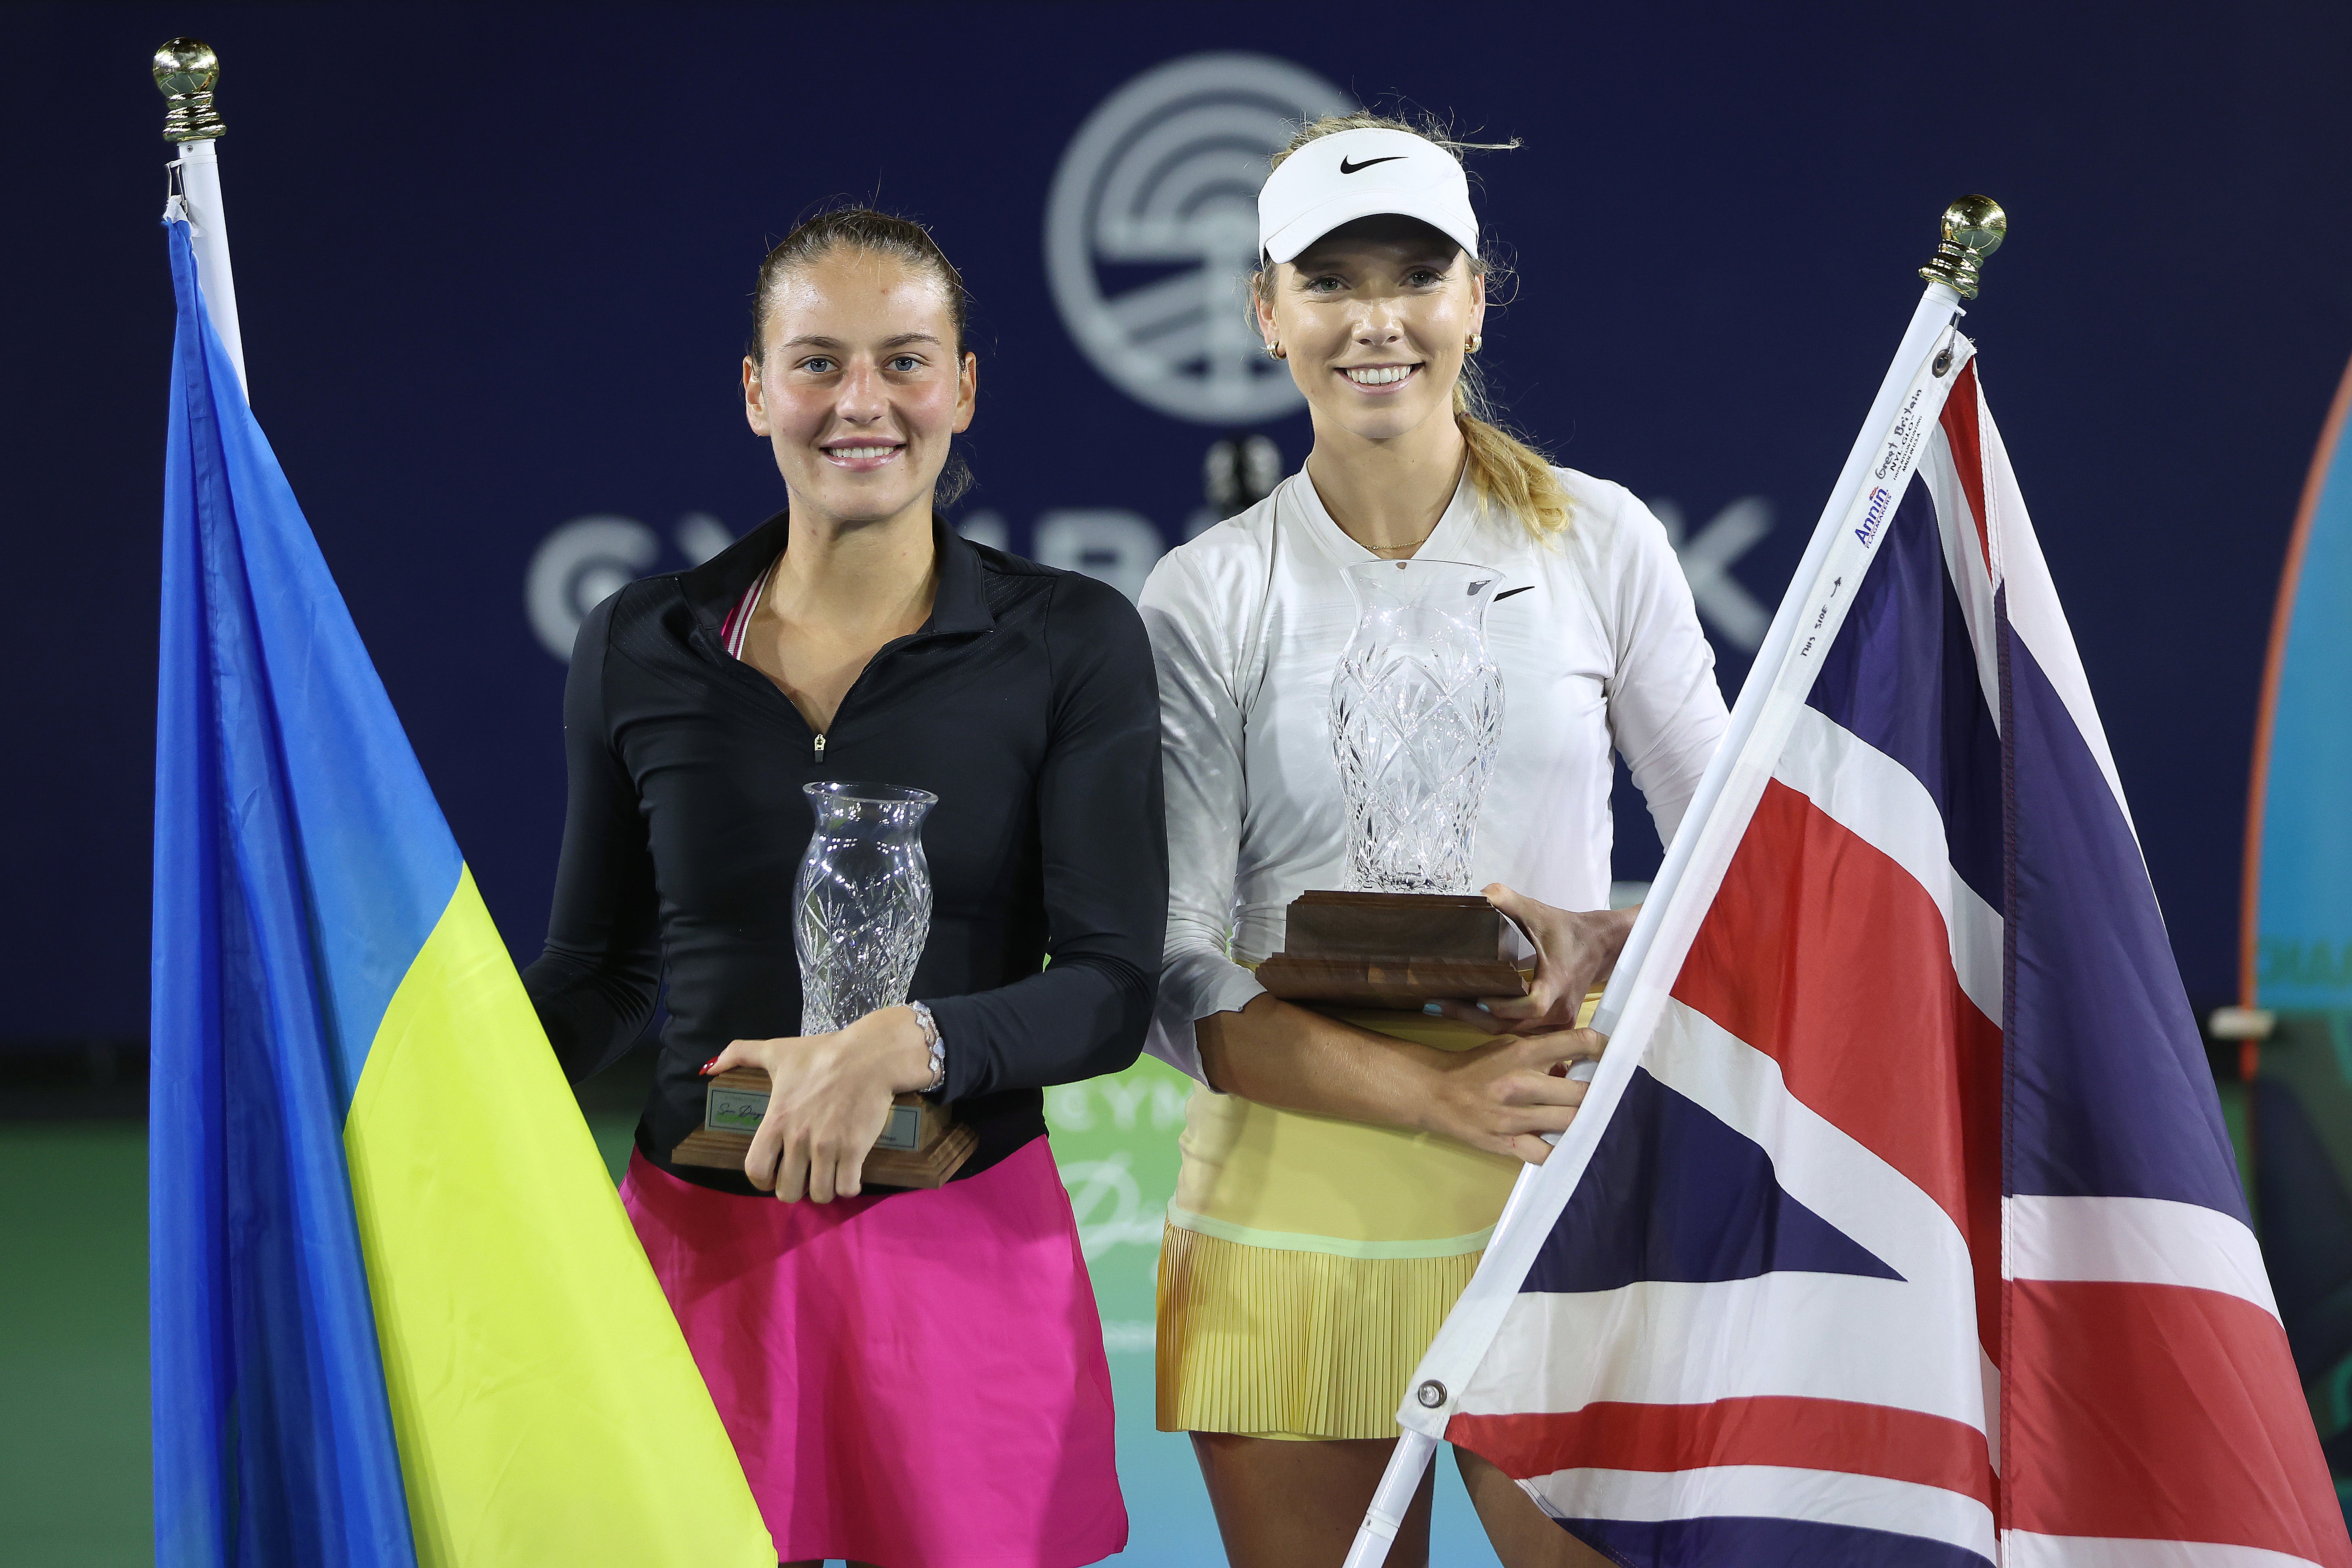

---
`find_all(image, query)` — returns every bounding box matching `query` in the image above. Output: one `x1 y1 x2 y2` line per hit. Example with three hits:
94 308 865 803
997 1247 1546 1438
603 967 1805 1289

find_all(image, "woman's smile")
1338 362 1422 393
818 439 906 471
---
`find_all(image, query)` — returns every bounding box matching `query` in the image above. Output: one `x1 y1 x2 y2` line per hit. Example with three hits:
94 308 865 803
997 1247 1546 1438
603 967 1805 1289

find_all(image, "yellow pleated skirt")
1154 1004 1533 1440
1156 1221 1487 1439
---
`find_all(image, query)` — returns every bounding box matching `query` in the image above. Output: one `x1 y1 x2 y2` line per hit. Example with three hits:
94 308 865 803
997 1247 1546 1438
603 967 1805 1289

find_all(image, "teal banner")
2244 353 2352 1513
1044 1057 1509 1560
2254 359 2352 1008
1043 1058 1211 1547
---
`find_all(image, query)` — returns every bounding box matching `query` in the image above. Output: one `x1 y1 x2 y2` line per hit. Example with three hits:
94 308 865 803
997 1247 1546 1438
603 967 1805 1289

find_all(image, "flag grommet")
1415 1380 1448 1409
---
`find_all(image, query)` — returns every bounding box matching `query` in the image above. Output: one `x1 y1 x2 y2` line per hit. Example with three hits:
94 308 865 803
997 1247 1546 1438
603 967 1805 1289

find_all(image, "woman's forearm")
522 945 659 1083
923 951 1154 1100
1195 993 1446 1132
1194 991 1608 1165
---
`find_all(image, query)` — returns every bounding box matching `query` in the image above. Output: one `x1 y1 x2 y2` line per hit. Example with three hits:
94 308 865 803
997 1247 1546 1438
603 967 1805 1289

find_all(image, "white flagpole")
1336 198 2008 1568
154 40 247 397
1339 1429 1439 1568
1594 275 1957 1035
1603 199 2004 1033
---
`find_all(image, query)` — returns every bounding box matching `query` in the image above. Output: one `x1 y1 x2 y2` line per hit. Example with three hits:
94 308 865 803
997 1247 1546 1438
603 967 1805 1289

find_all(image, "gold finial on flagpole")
153 38 225 143
1919 196 2005 299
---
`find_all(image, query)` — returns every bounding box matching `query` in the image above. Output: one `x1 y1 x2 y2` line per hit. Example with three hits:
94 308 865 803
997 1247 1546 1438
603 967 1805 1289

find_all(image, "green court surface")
1 1124 151 1566
1 1056 1505 1565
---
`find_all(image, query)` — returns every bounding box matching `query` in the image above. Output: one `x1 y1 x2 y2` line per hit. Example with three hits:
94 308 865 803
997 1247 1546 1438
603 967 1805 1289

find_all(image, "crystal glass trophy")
793 783 937 1034
1330 558 1505 893
1257 560 1530 1008
674 783 977 1188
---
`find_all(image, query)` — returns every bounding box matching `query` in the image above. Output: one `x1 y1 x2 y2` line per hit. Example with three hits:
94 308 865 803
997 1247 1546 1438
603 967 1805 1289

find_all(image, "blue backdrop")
16 6 2352 1561
9 1 2352 1038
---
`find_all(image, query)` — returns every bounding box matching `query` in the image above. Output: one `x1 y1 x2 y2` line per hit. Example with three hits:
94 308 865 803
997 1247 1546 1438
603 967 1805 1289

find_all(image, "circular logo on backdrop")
1046 53 1353 425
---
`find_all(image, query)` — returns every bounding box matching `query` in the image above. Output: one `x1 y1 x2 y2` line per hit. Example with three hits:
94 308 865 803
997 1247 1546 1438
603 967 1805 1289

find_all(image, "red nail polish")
698 1057 720 1075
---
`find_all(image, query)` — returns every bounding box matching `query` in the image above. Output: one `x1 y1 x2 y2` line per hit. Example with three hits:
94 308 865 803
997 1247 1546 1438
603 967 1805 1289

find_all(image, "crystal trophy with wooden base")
671 783 976 1189
1255 560 1532 1010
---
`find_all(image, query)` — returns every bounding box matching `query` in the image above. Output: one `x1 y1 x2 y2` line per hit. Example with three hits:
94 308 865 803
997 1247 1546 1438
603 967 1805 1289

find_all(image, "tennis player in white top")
1139 115 1729 1566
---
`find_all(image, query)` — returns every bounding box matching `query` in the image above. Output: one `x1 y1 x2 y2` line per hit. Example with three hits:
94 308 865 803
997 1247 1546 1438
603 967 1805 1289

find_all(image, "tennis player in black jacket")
523 208 1161 1568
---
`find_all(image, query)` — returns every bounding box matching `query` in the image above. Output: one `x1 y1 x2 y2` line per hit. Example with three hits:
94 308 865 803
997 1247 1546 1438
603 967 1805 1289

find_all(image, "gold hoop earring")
1465 334 1483 354
1264 341 1286 361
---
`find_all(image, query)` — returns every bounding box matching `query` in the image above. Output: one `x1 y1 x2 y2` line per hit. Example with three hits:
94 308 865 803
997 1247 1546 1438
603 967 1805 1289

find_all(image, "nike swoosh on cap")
1338 155 1406 174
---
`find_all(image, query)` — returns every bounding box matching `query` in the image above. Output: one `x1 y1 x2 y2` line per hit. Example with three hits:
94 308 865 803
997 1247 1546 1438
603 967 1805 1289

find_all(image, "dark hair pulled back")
750 206 976 508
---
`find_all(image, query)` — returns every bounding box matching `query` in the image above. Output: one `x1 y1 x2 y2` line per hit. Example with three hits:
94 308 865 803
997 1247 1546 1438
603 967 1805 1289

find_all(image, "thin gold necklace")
1366 521 1438 560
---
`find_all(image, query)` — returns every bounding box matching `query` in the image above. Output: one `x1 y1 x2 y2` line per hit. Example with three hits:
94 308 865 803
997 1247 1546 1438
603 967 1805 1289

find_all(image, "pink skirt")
621 1137 1127 1567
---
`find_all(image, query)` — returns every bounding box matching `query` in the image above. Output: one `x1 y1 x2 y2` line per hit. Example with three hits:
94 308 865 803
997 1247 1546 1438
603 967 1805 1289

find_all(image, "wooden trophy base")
670 1068 978 1189
1255 890 1530 1009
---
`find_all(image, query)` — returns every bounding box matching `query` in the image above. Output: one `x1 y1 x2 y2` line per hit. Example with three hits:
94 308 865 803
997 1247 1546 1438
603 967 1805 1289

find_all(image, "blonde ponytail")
1454 365 1573 542
1260 109 1575 543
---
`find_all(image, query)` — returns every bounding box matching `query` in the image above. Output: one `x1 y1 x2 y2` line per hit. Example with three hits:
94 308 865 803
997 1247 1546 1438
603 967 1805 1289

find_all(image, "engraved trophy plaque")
673 782 976 1187
1256 559 1530 1008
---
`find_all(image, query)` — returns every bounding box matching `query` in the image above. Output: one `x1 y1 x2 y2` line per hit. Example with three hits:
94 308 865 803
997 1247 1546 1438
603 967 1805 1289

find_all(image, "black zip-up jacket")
523 510 1168 1197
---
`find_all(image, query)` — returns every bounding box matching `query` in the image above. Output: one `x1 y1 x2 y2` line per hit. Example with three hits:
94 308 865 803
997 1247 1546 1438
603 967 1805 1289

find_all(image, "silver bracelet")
910 1001 946 1095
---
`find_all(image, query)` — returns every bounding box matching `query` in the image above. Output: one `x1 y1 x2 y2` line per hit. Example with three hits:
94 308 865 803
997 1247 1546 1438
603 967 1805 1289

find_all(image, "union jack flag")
1402 336 2351 1566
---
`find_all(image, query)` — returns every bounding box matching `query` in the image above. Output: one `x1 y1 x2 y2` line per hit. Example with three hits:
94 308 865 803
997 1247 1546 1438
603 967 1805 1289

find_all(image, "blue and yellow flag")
150 215 772 1566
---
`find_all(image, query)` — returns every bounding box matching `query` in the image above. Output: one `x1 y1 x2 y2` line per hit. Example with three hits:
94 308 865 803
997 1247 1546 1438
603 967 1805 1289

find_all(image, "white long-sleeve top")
1138 465 1729 1081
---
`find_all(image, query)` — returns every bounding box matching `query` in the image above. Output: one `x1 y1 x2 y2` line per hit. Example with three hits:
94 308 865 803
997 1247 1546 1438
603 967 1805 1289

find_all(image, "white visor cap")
1257 127 1479 266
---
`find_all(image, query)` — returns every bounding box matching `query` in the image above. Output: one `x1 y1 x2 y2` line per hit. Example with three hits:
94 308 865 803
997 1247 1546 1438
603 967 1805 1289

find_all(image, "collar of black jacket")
680 508 997 639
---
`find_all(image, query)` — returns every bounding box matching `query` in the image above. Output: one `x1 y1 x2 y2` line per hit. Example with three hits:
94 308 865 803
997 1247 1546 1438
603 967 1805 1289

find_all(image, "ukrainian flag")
149 216 772 1566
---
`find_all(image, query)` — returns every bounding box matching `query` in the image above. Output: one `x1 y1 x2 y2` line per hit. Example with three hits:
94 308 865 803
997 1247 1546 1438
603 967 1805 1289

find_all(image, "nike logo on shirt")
1339 155 1406 174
